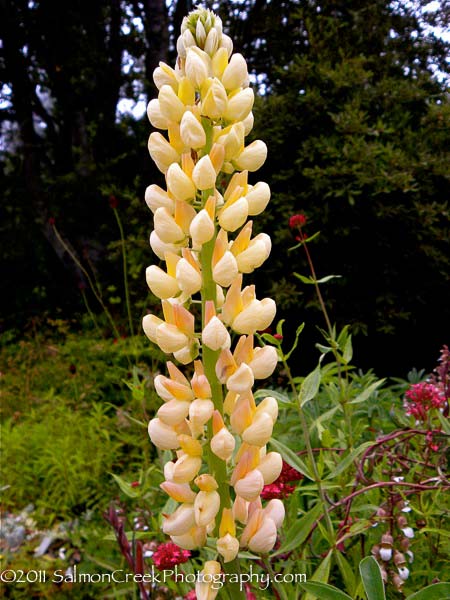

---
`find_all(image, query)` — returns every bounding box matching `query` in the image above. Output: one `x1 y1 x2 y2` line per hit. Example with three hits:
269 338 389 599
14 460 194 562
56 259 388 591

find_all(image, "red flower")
261 482 296 500
261 461 303 499
152 542 191 570
245 584 257 600
273 333 283 341
109 194 119 209
184 591 197 600
289 214 307 229
130 481 140 488
403 382 446 422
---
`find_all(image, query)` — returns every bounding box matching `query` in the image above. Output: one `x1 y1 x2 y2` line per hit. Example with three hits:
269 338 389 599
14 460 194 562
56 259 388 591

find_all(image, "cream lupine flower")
143 7 284 591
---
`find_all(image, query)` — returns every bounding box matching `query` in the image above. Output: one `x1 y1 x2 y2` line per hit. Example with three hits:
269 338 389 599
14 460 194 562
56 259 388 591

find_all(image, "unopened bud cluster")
371 501 415 590
143 8 284 596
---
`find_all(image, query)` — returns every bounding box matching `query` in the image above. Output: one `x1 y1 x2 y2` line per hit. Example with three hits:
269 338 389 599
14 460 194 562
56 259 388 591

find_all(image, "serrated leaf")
299 581 352 600
299 364 321 406
359 556 386 600
272 502 322 556
110 473 140 498
406 582 450 600
269 437 314 480
349 379 386 404
325 441 373 480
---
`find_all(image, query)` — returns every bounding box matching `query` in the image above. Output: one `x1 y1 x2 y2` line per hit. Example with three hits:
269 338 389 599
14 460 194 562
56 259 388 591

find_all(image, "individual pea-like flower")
143 6 284 590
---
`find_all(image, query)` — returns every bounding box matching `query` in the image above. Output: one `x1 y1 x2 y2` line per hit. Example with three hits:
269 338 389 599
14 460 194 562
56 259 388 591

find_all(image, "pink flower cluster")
261 460 303 500
403 382 446 422
152 542 191 570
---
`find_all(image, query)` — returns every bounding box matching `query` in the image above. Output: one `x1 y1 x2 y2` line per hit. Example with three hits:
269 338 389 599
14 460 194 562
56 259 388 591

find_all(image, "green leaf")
418 527 450 538
335 551 356 596
348 379 386 404
315 275 342 284
406 582 450 600
359 556 386 600
284 322 306 360
343 336 353 363
299 364 321 406
304 552 333 600
110 473 140 498
325 441 373 480
276 319 285 336
299 581 352 600
103 530 156 541
272 502 323 556
269 437 314 480
254 389 294 406
437 411 450 434
295 273 315 284
260 333 282 345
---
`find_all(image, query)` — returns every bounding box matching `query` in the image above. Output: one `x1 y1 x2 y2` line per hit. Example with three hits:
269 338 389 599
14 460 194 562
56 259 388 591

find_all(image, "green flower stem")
113 207 135 338
282 355 336 544
199 188 245 600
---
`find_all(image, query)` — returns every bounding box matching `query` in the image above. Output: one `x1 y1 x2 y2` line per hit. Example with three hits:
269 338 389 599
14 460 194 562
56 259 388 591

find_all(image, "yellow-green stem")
283 357 336 543
199 186 245 599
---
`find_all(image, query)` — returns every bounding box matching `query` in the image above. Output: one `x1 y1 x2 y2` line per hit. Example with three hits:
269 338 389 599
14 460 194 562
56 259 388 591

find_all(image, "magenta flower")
403 382 446 422
152 542 191 570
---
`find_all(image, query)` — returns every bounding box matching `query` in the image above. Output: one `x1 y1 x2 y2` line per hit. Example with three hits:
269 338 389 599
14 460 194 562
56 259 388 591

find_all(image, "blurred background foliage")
1 0 449 375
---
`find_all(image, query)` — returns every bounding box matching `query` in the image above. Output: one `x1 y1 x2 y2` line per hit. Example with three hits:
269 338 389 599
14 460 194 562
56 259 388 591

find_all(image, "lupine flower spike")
143 8 284 593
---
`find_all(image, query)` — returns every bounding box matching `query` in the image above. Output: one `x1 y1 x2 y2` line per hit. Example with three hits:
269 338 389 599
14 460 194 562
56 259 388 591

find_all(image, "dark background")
1 0 449 375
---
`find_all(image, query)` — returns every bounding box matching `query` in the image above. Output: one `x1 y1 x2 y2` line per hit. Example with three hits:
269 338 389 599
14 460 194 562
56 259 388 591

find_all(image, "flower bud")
157 399 191 425
220 34 233 57
264 499 285 528
234 469 264 501
195 474 218 492
148 418 179 450
248 346 278 379
158 84 186 122
149 230 185 261
145 184 174 213
232 298 276 335
242 112 254 135
224 88 254 121
210 426 236 460
176 255 202 296
202 316 231 351
222 53 248 90
147 99 168 129
148 132 180 174
160 481 197 503
189 398 214 433
234 140 267 172
153 62 178 90
162 503 195 535
190 209 215 248
213 251 239 288
247 516 277 553
172 454 202 483
185 47 209 88
217 533 240 563
195 560 221 600
146 265 179 299
167 163 196 201
226 363 254 393
180 110 207 148
242 411 274 447
255 396 279 422
142 314 163 344
204 28 219 55
218 197 248 232
257 452 283 484
201 78 228 119
191 362 212 399
194 490 221 527
170 525 207 550
192 155 217 190
212 47 228 78
156 323 189 353
246 181 270 215
233 496 249 524
153 207 185 244
236 234 271 273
